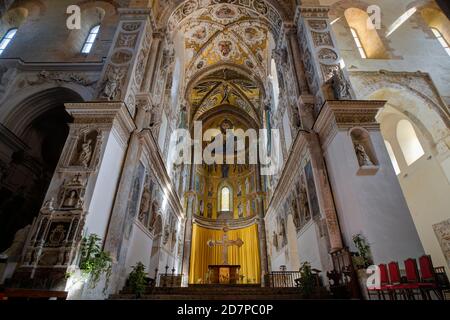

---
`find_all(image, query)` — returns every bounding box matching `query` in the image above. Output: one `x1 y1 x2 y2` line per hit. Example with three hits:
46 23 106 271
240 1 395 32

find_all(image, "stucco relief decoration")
433 219 450 267
111 50 133 64
100 66 127 100
318 48 337 61
308 20 327 31
122 22 141 32
58 174 86 210
26 70 97 87
312 31 333 47
117 33 138 48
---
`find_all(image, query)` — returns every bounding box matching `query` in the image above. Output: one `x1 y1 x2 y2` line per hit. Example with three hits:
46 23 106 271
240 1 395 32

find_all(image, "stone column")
313 100 425 263
305 132 343 252
255 163 269 285
285 25 310 96
141 31 163 94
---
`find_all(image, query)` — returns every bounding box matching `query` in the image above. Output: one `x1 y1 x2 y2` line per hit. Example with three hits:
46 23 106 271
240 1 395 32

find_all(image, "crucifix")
207 226 243 265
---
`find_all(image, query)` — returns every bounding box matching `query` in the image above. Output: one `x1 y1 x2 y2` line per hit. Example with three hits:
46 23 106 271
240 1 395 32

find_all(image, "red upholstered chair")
388 261 418 300
418 255 444 300
367 264 394 300
404 258 424 300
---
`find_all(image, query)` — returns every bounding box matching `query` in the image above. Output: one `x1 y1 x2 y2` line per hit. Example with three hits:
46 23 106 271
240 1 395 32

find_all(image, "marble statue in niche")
78 139 93 167
354 143 374 166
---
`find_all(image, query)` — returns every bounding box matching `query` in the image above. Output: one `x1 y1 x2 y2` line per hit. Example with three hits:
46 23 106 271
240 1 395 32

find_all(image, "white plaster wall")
85 132 125 239
325 130 424 264
124 221 154 275
297 221 323 271
399 156 450 275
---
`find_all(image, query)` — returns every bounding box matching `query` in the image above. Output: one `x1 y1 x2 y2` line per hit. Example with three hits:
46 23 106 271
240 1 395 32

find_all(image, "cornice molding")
65 102 136 147
313 100 386 150
295 5 330 22
0 59 105 72
265 130 310 221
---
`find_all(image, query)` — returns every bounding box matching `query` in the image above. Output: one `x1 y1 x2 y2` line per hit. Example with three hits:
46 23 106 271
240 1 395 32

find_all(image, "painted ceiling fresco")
189 68 261 123
174 2 275 125
182 4 270 79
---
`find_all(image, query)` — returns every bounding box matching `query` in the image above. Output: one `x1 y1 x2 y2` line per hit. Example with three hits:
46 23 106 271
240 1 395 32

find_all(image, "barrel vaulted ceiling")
172 2 279 125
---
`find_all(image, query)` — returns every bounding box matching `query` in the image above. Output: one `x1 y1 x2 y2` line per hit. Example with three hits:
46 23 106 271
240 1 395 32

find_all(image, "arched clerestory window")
350 27 367 59
0 28 18 56
344 8 389 59
219 186 231 212
396 119 424 166
82 25 100 54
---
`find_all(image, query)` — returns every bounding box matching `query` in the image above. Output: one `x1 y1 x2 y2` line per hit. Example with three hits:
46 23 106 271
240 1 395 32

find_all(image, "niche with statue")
349 128 379 175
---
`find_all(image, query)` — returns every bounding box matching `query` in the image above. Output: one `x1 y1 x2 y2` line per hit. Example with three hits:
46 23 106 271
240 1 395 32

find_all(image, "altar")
208 265 241 284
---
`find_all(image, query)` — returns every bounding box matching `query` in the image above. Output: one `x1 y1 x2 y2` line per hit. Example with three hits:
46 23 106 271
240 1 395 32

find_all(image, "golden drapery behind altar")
189 223 261 284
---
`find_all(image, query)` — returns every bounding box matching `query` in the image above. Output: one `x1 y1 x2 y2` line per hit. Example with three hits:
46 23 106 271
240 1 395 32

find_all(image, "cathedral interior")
0 0 449 301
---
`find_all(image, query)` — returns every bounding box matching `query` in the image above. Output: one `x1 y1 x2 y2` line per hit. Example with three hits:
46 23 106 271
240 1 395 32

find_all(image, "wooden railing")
264 271 302 288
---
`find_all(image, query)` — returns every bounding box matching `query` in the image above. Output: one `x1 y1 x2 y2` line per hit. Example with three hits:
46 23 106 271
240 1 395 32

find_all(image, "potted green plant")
298 262 316 298
78 234 112 293
352 233 373 269
127 262 148 299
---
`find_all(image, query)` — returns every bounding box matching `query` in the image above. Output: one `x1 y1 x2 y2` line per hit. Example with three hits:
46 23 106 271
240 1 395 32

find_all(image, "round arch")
1 86 87 138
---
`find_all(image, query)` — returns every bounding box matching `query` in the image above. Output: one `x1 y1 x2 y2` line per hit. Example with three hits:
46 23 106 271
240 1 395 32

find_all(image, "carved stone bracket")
313 100 386 150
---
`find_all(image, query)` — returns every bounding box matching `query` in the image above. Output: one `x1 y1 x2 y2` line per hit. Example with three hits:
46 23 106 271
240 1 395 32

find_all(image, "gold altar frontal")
208 265 241 284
